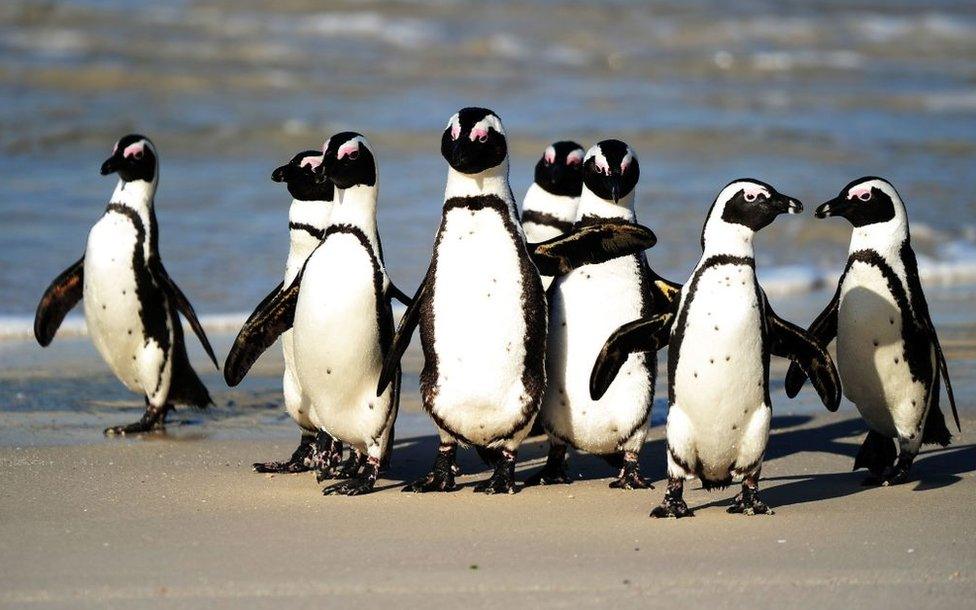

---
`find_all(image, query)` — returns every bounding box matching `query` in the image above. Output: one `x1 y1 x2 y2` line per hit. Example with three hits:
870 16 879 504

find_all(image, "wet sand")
1 408 973 610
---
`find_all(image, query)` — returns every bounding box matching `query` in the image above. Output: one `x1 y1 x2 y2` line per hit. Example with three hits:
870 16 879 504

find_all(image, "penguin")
374 108 657 494
526 140 681 489
225 133 409 496
34 134 219 435
521 141 584 289
785 177 959 485
250 150 342 475
590 179 841 517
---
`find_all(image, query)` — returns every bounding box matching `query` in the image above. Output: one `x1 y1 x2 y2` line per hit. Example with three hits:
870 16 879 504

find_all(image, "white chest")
673 264 765 416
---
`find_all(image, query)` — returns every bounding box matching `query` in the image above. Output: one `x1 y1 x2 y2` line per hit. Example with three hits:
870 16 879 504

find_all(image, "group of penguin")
35 106 959 517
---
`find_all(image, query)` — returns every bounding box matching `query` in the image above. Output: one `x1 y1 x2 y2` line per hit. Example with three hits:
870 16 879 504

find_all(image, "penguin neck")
848 214 909 259
522 183 578 223
444 160 515 208
330 184 379 246
701 219 756 260
110 178 155 215
575 188 635 222
288 198 334 259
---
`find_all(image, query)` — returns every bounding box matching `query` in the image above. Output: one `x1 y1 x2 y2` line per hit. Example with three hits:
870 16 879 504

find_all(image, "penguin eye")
744 192 757 202
133 151 143 160
348 150 359 161
477 134 489 144
858 191 871 201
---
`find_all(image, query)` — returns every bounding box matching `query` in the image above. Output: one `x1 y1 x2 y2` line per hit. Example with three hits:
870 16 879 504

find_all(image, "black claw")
404 444 459 493
474 449 517 495
609 455 653 490
651 479 692 518
727 486 774 516
525 445 571 487
323 462 378 496
254 434 314 473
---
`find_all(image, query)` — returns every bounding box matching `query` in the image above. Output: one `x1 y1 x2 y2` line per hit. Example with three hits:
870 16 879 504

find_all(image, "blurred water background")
1 0 976 443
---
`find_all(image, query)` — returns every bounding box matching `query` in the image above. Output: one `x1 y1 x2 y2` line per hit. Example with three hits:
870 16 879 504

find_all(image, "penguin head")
702 179 802 248
582 140 639 205
100 134 157 183
441 107 508 174
534 141 584 198
272 150 335 202
315 132 376 190
815 177 900 227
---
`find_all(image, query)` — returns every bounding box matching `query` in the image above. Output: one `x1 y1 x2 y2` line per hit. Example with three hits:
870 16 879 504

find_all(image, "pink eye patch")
300 156 322 169
469 127 488 142
122 141 144 159
565 150 583 166
544 147 556 164
450 122 461 140
848 185 872 200
337 140 360 160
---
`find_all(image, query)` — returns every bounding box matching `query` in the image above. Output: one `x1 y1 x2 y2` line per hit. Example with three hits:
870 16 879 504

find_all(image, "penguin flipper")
223 274 301 387
155 261 220 370
529 220 657 276
900 244 960 432
376 276 429 397
34 256 85 347
590 313 673 401
245 281 284 325
765 300 841 412
386 282 413 307
647 268 683 313
784 284 841 398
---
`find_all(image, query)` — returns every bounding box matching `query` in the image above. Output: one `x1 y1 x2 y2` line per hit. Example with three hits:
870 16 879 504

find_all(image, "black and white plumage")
785 177 959 485
225 133 406 496
34 134 218 435
521 141 584 289
527 140 668 490
250 151 338 474
591 179 840 517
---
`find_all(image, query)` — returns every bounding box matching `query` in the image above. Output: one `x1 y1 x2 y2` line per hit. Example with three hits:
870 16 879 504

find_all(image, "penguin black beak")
609 175 622 204
271 164 290 183
100 156 120 176
774 193 803 215
815 196 846 219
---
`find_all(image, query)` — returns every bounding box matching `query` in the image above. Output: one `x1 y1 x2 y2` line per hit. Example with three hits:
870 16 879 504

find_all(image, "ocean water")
1 1 976 442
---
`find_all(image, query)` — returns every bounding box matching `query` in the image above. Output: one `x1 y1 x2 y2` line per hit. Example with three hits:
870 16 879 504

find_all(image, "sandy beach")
2 327 974 609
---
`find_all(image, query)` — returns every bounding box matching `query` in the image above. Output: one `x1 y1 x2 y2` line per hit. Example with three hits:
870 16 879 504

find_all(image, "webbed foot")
403 443 459 493
524 444 571 486
474 449 517 495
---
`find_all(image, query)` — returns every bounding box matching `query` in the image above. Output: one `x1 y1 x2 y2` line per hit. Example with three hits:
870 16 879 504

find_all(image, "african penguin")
785 177 959 485
250 150 340 474
521 141 584 289
376 107 549 494
225 133 409 496
527 140 660 490
35 134 219 435
591 179 840 517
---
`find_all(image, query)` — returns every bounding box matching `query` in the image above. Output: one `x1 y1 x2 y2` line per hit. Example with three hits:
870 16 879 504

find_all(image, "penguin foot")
323 461 379 496
254 434 314 473
307 433 343 482
524 444 570 486
403 443 459 493
474 449 517 495
650 498 693 519
609 453 653 490
726 491 773 516
880 464 913 486
334 451 367 480
651 478 692 518
104 405 170 436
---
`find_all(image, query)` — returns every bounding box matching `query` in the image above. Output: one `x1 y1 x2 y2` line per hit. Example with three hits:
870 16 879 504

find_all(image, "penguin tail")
921 405 952 447
476 446 502 467
168 344 214 409
853 430 896 477
598 452 624 470
698 476 732 492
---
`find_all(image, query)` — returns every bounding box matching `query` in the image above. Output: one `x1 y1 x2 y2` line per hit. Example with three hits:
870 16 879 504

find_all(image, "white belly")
522 221 563 245
427 207 538 445
293 234 390 448
543 255 652 454
837 262 930 438
281 236 319 429
83 213 163 395
671 264 767 478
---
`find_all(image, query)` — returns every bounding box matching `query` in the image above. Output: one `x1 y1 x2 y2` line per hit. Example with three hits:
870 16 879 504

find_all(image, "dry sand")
1 410 973 610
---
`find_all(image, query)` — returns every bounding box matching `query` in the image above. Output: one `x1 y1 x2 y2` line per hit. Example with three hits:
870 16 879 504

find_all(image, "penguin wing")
529 220 657 276
646 268 683 313
244 281 284 325
386 282 413 307
590 313 674 401
223 273 301 387
34 256 85 347
154 261 219 370
376 275 429 397
784 284 841 398
901 245 960 431
765 298 841 412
